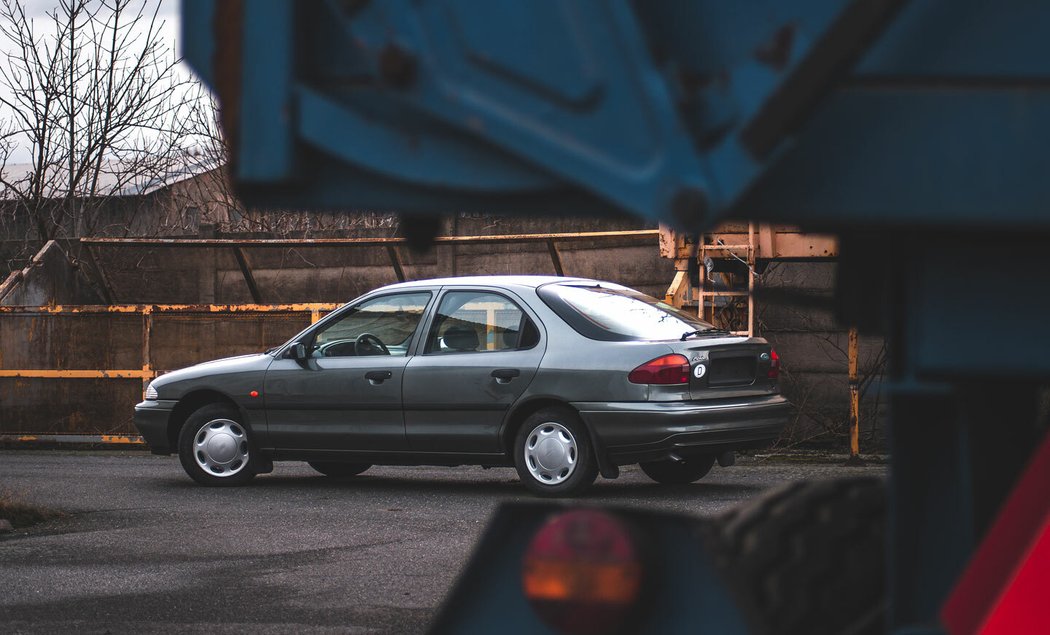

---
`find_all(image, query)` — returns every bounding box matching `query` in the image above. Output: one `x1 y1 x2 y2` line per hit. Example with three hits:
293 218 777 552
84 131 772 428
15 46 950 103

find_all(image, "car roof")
375 275 597 291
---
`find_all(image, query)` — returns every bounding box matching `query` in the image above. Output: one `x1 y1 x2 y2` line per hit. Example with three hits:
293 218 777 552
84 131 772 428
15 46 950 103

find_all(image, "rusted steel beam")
0 434 144 445
232 247 263 303
141 307 153 399
386 244 406 282
80 229 660 248
0 269 23 303
661 226 838 260
0 370 156 379
848 326 862 461
0 303 342 314
546 239 564 276
664 270 689 307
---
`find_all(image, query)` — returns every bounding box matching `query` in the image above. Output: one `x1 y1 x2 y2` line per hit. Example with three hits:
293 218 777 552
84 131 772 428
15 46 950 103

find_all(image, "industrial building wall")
1 202 883 450
759 262 886 450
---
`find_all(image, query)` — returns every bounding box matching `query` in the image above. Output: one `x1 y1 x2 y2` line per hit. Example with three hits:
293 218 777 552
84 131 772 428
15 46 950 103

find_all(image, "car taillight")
768 348 780 379
628 354 690 384
522 510 644 635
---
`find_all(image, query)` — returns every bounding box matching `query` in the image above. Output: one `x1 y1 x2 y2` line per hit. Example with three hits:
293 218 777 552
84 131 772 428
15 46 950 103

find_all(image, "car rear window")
537 282 717 341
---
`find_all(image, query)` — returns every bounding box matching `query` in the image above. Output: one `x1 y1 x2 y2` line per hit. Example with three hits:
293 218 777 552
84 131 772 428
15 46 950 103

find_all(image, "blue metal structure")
183 1 1050 633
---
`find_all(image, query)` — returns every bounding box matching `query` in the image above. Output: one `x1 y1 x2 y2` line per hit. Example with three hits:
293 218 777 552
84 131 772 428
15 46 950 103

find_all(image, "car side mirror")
288 342 308 360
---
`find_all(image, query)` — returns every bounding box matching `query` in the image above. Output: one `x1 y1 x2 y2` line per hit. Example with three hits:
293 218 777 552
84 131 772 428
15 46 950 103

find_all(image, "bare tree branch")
0 0 210 269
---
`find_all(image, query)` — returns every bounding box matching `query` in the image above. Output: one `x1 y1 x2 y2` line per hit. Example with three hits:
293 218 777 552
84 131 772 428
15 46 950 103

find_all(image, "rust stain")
99 435 145 444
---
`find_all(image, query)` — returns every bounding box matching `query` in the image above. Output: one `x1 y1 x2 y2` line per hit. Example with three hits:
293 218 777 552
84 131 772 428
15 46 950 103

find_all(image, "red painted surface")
980 516 1050 634
941 433 1050 635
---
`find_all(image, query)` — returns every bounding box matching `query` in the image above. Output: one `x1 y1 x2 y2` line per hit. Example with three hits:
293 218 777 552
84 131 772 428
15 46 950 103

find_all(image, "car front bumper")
573 394 790 465
133 400 177 455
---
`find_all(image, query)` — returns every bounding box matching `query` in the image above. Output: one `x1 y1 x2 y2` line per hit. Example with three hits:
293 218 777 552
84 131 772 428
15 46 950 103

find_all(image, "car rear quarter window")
537 283 715 341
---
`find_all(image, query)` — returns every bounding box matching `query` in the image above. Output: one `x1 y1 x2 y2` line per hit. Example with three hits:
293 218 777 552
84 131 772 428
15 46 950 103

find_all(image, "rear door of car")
263 290 435 453
402 287 545 454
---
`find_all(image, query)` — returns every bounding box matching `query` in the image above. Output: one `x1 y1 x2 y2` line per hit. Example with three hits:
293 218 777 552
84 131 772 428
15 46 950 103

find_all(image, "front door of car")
403 290 544 454
263 291 434 453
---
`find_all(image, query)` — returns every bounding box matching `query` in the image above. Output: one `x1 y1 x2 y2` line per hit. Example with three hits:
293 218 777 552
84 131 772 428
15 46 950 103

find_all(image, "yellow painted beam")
0 303 342 314
0 434 145 445
0 370 156 379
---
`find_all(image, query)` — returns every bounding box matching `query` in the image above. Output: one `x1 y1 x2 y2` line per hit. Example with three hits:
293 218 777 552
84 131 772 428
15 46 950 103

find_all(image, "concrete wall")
0 241 103 306
759 262 887 449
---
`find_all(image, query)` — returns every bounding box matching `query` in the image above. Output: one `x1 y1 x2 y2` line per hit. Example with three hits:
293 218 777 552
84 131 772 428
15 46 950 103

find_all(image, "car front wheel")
178 403 257 487
639 455 715 484
513 408 598 497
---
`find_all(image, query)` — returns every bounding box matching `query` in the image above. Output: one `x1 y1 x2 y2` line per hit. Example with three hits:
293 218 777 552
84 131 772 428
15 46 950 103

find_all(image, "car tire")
639 455 715 484
513 407 598 497
711 477 886 635
177 403 257 487
308 462 371 478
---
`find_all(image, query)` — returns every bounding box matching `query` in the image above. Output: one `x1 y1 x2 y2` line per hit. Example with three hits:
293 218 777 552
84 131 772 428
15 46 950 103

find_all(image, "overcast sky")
2 0 190 163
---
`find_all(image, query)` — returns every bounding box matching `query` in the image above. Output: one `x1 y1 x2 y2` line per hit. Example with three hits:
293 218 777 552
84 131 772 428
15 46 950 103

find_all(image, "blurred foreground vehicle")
181 0 1050 632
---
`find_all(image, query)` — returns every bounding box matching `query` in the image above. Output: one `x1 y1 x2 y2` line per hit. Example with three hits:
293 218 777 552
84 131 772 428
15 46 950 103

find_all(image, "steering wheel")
354 333 390 356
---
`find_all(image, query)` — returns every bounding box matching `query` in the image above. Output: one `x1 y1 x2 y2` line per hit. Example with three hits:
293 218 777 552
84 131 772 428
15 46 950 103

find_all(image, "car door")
263 290 434 453
403 288 545 454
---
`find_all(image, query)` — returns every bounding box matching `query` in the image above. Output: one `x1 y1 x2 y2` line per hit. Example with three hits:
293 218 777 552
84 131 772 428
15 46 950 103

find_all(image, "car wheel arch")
167 389 253 451
500 398 617 479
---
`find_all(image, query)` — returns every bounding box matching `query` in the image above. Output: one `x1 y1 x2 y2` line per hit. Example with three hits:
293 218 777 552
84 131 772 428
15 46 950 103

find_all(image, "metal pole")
846 326 865 465
141 306 153 400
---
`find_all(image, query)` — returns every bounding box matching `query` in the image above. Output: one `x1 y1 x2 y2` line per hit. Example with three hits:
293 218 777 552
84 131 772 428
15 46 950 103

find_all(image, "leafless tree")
163 85 401 239
0 0 203 265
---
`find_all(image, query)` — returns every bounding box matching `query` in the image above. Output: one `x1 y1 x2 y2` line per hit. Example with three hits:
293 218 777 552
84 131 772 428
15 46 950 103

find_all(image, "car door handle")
365 370 393 384
491 368 521 383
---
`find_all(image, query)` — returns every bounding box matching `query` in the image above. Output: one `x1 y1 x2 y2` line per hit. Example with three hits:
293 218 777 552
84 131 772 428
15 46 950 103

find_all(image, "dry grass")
0 490 65 529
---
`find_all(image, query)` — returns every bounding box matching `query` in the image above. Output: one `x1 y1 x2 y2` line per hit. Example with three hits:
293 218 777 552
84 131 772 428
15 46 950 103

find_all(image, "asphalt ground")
0 451 886 634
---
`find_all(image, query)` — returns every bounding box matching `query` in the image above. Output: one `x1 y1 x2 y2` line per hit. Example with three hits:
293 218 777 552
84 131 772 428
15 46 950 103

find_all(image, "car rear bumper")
573 394 790 465
133 400 177 455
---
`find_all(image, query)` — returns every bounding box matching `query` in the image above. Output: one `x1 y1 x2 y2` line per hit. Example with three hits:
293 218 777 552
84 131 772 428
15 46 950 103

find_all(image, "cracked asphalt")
0 450 886 634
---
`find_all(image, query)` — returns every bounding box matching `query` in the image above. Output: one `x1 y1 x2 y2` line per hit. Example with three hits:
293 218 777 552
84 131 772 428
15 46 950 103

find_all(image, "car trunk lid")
670 337 777 400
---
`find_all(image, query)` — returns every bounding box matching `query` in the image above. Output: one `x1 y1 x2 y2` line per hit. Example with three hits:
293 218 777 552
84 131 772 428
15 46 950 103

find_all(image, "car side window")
425 291 538 354
311 292 431 357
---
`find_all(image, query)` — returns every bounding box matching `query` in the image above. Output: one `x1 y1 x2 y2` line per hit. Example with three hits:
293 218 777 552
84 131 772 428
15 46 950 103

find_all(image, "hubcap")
524 422 577 485
193 419 249 477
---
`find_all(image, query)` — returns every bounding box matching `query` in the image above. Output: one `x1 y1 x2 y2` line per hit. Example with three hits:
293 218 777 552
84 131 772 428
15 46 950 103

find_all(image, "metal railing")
0 303 338 445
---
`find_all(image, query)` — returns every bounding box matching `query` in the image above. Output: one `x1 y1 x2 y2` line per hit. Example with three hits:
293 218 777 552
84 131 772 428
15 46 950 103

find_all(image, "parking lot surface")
0 451 885 633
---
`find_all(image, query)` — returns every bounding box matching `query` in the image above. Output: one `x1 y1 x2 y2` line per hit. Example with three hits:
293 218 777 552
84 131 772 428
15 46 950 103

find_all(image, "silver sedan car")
134 276 789 496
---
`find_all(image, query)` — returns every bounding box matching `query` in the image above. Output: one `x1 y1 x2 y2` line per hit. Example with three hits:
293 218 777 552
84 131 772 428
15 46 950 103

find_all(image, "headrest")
443 326 479 351
501 329 520 349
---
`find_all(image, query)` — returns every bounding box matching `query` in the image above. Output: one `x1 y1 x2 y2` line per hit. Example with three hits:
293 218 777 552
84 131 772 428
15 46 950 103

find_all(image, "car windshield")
539 282 717 341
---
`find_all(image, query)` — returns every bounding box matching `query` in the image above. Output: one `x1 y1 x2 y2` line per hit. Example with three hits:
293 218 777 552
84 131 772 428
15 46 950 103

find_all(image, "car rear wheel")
178 403 257 487
308 462 371 478
639 455 715 484
513 408 598 497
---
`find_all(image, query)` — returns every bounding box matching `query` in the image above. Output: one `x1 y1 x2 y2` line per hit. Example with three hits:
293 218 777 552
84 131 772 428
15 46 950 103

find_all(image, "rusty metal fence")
0 303 338 444
0 229 665 444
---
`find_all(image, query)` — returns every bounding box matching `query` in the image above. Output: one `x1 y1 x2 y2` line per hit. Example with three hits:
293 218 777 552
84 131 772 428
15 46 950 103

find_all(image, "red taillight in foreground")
628 354 690 384
768 348 780 379
521 510 644 635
